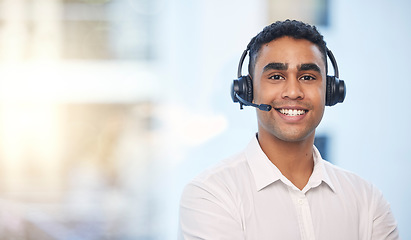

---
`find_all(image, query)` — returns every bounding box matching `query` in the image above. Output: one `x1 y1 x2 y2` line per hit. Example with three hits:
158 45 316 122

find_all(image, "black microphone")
235 93 272 111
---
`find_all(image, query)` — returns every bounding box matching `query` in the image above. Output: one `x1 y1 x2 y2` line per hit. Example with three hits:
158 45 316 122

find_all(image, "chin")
274 129 316 143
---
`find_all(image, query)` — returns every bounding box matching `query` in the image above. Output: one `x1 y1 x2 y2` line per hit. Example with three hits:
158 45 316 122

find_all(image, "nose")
281 79 304 100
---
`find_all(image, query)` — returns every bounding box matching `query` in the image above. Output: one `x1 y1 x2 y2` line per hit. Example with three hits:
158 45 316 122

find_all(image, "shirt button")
298 199 304 205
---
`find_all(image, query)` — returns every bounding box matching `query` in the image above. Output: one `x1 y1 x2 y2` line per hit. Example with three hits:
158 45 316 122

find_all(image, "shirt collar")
245 135 282 191
306 146 335 193
245 135 336 193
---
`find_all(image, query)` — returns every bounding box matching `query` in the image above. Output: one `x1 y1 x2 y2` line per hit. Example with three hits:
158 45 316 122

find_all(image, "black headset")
231 47 346 111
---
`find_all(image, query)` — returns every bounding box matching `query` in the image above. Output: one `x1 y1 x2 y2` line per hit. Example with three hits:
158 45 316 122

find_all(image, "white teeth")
279 109 306 116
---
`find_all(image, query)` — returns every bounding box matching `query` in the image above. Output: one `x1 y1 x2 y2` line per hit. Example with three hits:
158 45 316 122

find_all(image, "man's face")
253 36 326 142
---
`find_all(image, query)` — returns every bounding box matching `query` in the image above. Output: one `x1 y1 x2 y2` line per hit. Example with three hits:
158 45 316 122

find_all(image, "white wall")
160 0 411 238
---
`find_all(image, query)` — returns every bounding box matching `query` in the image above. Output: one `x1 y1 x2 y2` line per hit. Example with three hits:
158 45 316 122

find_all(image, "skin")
252 36 327 190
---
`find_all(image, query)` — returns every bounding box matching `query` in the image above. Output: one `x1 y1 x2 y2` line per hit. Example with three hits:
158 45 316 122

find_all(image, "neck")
257 130 315 190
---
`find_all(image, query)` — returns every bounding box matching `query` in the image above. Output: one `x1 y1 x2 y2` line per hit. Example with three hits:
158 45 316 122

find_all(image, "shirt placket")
288 187 316 240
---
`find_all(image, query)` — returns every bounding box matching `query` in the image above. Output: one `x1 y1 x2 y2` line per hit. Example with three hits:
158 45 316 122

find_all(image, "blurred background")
0 0 409 239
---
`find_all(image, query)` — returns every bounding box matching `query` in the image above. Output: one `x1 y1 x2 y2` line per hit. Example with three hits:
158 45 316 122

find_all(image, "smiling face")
253 36 326 143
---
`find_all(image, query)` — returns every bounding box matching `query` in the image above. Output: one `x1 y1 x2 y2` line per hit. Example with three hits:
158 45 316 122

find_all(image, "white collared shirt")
178 136 399 240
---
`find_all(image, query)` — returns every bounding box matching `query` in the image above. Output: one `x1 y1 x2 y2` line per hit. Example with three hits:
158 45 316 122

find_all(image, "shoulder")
179 151 252 224
323 161 365 182
179 152 252 238
180 150 252 205
321 161 399 238
322 160 386 205
323 160 373 190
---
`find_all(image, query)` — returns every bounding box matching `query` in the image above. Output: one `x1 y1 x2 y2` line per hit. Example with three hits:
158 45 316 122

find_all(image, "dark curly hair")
247 20 327 77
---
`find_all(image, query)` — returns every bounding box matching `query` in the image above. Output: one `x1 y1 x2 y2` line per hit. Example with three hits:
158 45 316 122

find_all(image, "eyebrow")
263 62 288 72
298 63 322 73
262 62 322 74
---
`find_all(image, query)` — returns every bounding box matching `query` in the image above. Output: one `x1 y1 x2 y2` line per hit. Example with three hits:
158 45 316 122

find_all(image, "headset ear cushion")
245 75 253 102
326 75 346 106
231 76 250 103
326 75 334 106
230 79 239 103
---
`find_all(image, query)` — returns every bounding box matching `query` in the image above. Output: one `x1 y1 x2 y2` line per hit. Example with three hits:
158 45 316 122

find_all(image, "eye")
300 75 316 81
269 74 285 80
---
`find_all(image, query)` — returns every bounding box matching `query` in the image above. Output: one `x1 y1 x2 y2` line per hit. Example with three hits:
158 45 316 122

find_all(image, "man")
178 20 399 239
